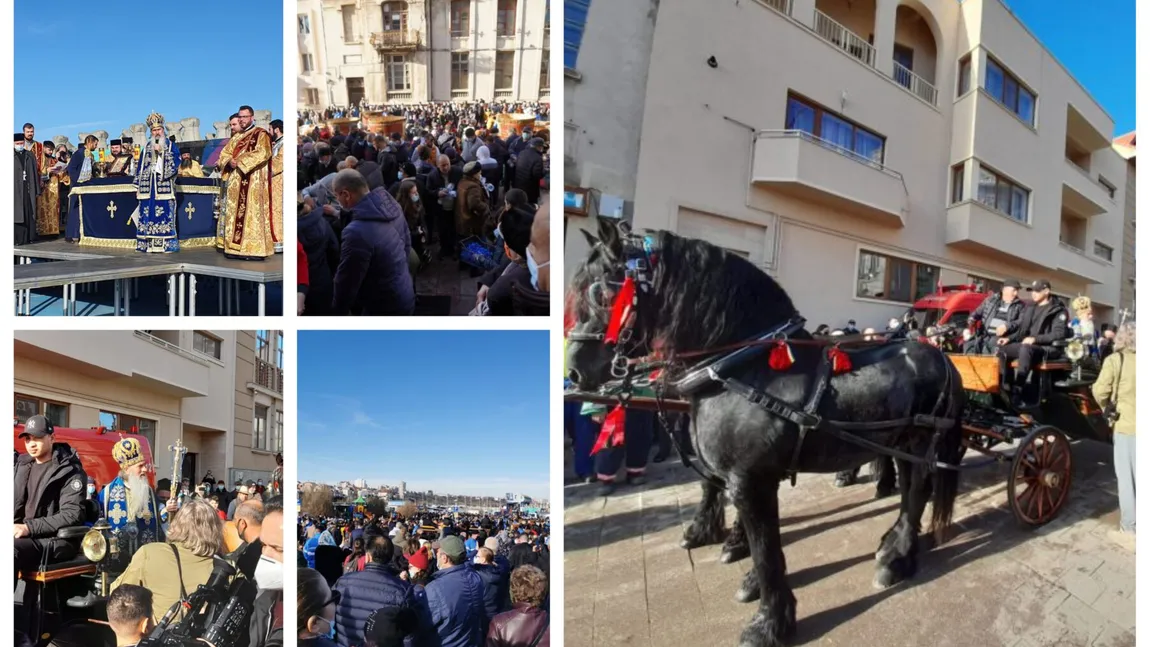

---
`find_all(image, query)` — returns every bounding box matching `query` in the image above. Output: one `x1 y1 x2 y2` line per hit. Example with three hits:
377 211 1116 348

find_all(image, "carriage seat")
18 499 99 583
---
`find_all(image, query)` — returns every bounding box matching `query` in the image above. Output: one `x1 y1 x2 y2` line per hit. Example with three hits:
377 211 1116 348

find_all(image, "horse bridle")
568 234 659 380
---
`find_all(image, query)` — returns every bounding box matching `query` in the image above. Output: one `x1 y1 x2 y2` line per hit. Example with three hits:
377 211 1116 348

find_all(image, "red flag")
604 276 636 344
591 405 627 454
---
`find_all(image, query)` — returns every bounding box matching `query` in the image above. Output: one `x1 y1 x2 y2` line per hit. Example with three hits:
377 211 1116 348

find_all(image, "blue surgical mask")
320 617 336 639
526 248 549 290
411 193 420 202
398 172 404 180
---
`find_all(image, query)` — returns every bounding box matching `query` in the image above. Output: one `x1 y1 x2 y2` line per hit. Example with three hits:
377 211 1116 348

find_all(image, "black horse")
567 220 966 647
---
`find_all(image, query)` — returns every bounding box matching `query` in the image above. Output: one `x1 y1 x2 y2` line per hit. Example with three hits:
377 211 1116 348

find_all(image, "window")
193 331 221 359
451 52 469 91
544 2 550 42
382 1 406 31
984 58 1035 126
99 411 156 453
957 55 971 96
15 394 69 427
298 14 311 34
784 94 885 165
968 275 1004 295
387 55 410 91
253 405 269 451
342 5 358 41
301 53 313 72
975 164 1029 222
857 251 939 303
498 0 517 36
1099 176 1117 200
495 51 514 90
565 0 591 68
540 49 550 91
306 88 320 104
1094 241 1114 262
950 163 964 204
451 0 469 37
256 330 283 368
276 410 284 453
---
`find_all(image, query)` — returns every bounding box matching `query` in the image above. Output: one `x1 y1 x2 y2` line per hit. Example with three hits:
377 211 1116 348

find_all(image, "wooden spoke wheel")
1008 425 1073 527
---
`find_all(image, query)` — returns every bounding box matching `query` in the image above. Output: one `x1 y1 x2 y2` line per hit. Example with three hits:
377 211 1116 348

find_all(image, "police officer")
14 415 88 626
998 279 1070 407
966 279 1025 354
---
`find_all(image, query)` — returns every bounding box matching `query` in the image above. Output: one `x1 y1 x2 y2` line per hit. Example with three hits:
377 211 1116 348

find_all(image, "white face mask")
411 193 419 203
254 554 283 590
526 248 549 290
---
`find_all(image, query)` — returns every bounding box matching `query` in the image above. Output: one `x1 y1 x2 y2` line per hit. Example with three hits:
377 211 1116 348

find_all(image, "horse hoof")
872 565 908 590
721 544 751 564
738 608 794 647
874 485 896 499
734 584 760 604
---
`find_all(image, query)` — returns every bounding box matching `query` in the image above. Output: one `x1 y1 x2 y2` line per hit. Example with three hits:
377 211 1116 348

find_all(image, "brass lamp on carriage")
80 517 127 597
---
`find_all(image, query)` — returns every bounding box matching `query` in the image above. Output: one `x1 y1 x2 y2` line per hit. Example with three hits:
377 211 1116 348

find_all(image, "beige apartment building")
1113 132 1135 315
565 0 1128 328
14 330 284 487
297 0 550 109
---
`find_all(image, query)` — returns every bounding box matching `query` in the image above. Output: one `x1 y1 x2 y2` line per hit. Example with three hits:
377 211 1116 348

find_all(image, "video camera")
137 541 262 647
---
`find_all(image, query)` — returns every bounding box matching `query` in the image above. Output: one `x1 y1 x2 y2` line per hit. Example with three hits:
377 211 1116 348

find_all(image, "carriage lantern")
81 518 122 597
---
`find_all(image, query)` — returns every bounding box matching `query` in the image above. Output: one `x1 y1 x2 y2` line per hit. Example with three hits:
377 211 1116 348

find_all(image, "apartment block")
297 0 550 108
14 330 284 487
564 0 1128 328
1113 132 1135 316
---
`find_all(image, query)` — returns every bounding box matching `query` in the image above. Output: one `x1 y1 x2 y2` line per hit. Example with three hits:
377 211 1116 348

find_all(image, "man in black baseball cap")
997 278 1070 407
967 278 1024 354
14 415 88 631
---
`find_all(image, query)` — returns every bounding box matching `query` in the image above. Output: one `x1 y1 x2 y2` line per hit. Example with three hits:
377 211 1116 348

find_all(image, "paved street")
564 439 1135 646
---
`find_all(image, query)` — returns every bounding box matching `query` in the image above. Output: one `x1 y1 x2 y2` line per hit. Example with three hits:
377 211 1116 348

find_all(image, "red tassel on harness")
768 342 795 371
828 346 852 375
604 276 636 344
591 405 627 455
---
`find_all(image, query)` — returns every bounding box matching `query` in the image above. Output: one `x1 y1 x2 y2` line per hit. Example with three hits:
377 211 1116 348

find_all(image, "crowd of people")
14 416 287 646
296 100 550 316
297 507 550 646
297 100 549 132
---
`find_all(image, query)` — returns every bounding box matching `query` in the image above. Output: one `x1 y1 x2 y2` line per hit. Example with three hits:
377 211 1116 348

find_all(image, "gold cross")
185 202 196 220
108 505 127 524
107 200 118 219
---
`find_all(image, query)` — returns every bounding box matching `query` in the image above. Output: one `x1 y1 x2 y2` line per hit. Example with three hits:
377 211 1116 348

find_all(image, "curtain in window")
855 130 883 164
1010 186 1028 222
820 113 853 151
888 258 913 302
785 98 816 134
977 168 998 209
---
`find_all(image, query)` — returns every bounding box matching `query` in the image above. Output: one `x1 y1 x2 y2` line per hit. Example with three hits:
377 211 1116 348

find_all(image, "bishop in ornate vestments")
131 112 181 253
97 437 174 549
216 106 275 259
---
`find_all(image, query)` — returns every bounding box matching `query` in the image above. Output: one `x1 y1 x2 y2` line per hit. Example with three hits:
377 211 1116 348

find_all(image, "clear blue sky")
298 331 551 501
1001 0 1134 134
14 0 284 143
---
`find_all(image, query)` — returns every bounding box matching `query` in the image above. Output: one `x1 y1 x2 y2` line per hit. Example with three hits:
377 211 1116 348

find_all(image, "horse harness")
571 233 959 486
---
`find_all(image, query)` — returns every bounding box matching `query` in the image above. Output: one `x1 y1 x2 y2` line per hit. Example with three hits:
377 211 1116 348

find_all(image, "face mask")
494 225 503 240
411 193 419 203
254 554 283 590
316 616 336 640
86 484 96 497
526 248 549 290
398 172 404 180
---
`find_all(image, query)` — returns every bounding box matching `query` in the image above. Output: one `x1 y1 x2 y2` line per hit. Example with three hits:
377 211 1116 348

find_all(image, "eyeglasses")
325 589 341 607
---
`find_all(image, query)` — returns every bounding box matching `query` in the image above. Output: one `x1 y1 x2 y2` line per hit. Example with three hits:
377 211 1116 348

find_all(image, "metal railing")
133 331 211 367
813 10 875 67
892 61 938 105
760 0 793 15
387 90 413 101
370 30 419 49
757 129 903 179
451 89 469 98
255 358 283 394
494 89 514 99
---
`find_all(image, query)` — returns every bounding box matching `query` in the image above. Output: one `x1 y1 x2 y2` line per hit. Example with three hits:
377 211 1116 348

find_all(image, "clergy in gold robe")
36 144 68 236
216 106 275 259
105 139 134 177
177 151 204 178
270 119 284 253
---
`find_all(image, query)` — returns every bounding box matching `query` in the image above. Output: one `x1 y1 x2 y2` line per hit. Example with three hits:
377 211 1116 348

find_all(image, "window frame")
957 54 972 96
1094 241 1114 262
298 14 311 35
98 410 156 453
540 49 550 91
193 331 222 359
253 405 269 451
950 163 964 204
301 53 313 73
984 57 1036 126
497 0 517 36
495 51 515 91
784 92 886 166
15 393 70 428
381 1 407 32
341 4 359 42
451 52 469 91
387 55 410 91
856 249 940 304
1098 176 1117 200
974 163 1030 223
565 0 591 69
450 0 469 37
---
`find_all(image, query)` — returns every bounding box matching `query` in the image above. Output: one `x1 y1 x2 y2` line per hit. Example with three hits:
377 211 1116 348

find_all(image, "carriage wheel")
1007 425 1073 527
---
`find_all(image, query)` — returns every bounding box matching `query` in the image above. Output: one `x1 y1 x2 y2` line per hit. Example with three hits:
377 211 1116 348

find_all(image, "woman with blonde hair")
1093 321 1136 549
110 498 223 622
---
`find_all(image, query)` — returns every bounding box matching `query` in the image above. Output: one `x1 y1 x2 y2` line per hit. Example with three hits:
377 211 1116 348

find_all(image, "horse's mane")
649 231 798 352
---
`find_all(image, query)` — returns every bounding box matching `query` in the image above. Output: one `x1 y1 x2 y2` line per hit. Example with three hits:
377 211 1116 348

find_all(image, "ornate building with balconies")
297 0 550 108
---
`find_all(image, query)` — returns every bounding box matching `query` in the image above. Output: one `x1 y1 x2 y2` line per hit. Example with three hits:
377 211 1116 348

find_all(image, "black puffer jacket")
298 207 340 316
1007 297 1070 345
14 443 87 548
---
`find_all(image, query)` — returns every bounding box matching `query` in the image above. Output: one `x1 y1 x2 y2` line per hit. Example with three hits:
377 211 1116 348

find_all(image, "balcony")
893 61 938 105
813 10 875 68
252 358 283 394
370 30 419 51
1062 161 1109 216
946 200 1037 267
1054 242 1106 284
752 130 906 226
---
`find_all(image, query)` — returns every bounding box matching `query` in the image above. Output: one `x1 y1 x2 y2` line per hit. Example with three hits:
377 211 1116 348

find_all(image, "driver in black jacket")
965 279 1025 354
14 415 88 628
997 279 1070 407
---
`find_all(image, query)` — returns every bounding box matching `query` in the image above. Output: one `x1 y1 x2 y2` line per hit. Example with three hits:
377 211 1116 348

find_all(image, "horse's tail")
930 359 965 543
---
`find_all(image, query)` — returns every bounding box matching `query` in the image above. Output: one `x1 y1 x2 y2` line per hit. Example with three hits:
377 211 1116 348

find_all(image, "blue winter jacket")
423 563 486 647
332 562 421 647
331 189 415 315
471 561 511 631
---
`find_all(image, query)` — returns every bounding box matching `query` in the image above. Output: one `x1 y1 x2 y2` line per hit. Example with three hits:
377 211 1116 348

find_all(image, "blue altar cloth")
67 177 219 249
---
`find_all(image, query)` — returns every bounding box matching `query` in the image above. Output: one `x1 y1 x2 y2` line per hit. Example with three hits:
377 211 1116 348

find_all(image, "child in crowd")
106 584 154 647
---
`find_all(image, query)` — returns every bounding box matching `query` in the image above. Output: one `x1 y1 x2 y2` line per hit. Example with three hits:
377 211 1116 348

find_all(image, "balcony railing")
133 331 211 367
451 89 469 99
370 30 419 50
494 89 514 99
255 358 283 394
761 129 902 178
387 90 413 101
813 10 875 67
760 0 792 15
892 61 937 105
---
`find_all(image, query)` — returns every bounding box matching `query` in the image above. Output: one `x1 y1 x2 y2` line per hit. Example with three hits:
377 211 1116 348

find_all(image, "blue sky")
998 0 1134 134
14 0 283 143
298 331 551 500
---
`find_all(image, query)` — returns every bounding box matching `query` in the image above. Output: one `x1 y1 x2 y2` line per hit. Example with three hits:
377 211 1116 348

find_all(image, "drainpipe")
513 0 528 99
426 0 433 101
470 0 479 98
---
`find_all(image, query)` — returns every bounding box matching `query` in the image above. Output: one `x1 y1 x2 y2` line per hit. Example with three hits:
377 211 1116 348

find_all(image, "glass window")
888 257 913 303
451 52 469 90
16 395 69 427
498 0 517 36
857 251 939 303
820 113 853 151
565 0 591 68
193 331 221 359
1010 186 1028 221
977 168 997 209
950 163 964 204
451 0 469 37
382 2 406 31
540 50 550 90
342 5 357 41
15 396 38 423
857 252 887 299
855 129 884 164
1017 87 1035 125
985 60 1004 101
253 405 268 450
298 14 310 34
388 55 409 91
301 54 313 73
1094 241 1114 261
1003 76 1018 113
785 97 816 134
914 264 939 301
495 51 515 90
957 56 971 95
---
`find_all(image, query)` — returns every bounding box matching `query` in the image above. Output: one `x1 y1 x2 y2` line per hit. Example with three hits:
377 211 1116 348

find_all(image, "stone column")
51 135 71 152
872 0 898 78
214 121 231 139
254 109 272 130
180 117 201 141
